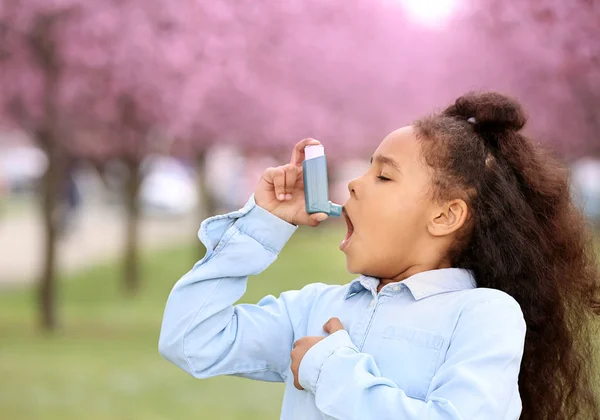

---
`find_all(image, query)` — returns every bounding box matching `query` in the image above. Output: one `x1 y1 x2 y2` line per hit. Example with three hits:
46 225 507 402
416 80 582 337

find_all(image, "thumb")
309 212 329 225
323 317 344 334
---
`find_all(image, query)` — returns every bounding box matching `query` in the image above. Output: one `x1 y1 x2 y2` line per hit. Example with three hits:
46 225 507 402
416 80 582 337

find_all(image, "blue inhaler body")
302 145 342 217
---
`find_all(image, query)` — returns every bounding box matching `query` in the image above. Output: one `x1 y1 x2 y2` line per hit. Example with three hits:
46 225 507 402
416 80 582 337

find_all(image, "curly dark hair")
414 92 600 420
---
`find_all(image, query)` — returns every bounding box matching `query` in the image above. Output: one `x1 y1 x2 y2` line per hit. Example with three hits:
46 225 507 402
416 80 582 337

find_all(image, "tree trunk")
196 150 217 257
123 158 142 296
38 143 63 331
27 10 71 332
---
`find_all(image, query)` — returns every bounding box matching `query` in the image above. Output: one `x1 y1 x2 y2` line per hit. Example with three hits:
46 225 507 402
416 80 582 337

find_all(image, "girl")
159 92 600 419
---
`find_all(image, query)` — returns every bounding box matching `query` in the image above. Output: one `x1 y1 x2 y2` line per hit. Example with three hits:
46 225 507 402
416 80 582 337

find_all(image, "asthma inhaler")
303 145 342 217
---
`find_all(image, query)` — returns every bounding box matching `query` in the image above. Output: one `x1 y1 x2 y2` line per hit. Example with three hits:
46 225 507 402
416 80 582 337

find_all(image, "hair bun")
449 92 527 132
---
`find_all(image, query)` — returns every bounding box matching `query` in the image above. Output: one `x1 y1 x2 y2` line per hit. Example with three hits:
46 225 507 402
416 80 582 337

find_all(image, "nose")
348 178 358 198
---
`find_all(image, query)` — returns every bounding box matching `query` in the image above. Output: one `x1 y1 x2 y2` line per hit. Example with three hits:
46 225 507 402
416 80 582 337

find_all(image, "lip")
340 207 354 251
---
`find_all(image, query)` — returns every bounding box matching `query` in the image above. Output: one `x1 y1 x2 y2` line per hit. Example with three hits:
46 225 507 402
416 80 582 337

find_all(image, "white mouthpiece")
304 144 324 160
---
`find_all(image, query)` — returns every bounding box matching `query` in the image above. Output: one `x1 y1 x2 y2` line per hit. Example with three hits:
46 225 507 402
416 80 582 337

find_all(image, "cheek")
369 196 428 245
360 211 406 261
397 184 431 223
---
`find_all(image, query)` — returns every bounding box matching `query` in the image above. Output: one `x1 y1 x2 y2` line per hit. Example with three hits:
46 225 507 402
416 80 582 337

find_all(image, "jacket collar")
344 268 477 300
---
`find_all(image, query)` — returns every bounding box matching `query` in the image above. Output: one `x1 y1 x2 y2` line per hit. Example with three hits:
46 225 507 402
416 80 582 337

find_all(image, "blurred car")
139 155 198 216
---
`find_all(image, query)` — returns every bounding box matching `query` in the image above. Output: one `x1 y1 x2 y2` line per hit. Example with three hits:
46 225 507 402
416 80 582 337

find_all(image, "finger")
290 138 321 166
283 164 297 200
265 167 285 200
293 337 305 349
262 167 286 201
308 212 329 227
323 317 345 334
290 353 303 390
294 377 304 391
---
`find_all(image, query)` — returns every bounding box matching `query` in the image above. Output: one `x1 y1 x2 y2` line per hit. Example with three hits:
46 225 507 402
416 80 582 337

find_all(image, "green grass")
1 196 36 218
0 225 353 420
2 224 597 420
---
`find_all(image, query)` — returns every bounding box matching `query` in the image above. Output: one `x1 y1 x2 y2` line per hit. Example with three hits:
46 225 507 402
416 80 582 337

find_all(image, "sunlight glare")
400 0 459 27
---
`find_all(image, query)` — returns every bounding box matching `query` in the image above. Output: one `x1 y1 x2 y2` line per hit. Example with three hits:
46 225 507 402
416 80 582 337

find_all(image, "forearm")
299 331 461 420
299 298 525 420
158 196 297 378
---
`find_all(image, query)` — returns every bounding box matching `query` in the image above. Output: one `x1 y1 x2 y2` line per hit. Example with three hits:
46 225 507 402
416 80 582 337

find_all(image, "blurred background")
0 0 599 419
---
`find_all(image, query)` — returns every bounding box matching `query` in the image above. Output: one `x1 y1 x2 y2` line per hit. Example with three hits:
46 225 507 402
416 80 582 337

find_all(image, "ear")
427 199 468 237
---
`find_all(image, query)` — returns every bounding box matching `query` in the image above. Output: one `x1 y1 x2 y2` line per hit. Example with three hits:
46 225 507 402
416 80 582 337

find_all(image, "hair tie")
467 117 477 124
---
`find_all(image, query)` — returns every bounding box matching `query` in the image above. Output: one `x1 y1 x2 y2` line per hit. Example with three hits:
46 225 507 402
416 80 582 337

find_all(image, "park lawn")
0 225 353 420
1 222 598 420
1 196 36 218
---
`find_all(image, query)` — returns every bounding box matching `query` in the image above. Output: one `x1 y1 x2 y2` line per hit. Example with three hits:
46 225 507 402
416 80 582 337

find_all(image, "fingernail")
285 194 292 200
278 194 284 200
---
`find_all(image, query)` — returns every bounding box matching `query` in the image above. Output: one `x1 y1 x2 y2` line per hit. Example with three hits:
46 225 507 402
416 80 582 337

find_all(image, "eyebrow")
370 155 402 173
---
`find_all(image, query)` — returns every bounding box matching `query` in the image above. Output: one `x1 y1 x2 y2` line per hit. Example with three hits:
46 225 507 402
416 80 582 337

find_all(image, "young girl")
159 92 600 419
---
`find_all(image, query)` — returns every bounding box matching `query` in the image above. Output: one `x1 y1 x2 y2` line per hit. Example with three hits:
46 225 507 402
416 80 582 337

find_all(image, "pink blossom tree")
169 0 514 233
0 0 196 323
84 0 196 295
471 0 600 159
3 0 571 331
0 0 109 330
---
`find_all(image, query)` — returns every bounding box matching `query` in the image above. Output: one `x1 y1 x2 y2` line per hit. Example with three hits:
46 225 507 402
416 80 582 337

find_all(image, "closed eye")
377 175 391 181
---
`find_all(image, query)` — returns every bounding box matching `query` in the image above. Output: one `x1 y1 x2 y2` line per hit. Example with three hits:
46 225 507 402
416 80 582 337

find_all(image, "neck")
376 260 452 293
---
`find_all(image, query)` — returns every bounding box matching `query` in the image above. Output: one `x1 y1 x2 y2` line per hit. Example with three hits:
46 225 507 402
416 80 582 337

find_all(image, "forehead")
374 126 421 164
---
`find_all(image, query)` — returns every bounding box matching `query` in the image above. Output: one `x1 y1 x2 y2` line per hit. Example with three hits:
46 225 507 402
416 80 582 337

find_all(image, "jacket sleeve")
298 297 526 419
158 195 324 382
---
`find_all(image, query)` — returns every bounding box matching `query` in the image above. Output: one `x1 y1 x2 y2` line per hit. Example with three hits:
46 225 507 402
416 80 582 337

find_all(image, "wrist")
254 199 297 226
236 196 298 252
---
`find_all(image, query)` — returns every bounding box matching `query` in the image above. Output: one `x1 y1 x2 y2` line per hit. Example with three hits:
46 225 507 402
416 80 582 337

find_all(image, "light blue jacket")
159 195 526 419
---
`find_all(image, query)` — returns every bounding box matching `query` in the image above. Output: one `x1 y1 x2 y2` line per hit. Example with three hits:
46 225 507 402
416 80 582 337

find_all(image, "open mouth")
340 207 354 251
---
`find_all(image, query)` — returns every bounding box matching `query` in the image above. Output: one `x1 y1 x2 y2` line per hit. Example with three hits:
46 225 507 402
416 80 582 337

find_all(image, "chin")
345 257 364 275
347 262 384 278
